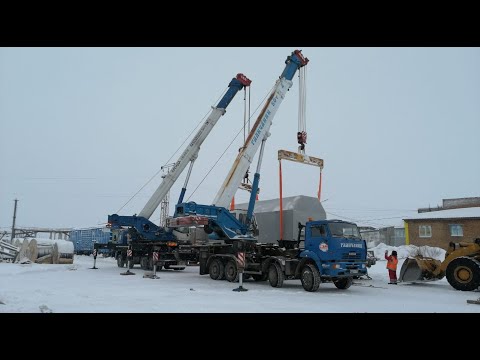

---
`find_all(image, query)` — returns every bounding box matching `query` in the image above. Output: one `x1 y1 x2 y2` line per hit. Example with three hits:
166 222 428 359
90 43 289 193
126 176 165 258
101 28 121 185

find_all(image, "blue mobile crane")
94 73 251 270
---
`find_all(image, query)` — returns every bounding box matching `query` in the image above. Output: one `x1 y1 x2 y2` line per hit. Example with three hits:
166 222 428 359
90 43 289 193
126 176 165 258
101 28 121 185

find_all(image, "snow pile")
370 243 414 259
370 243 446 261
365 239 377 249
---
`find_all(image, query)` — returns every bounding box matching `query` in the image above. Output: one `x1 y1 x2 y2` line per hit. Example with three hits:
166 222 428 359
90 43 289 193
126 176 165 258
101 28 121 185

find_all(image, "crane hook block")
297 131 307 145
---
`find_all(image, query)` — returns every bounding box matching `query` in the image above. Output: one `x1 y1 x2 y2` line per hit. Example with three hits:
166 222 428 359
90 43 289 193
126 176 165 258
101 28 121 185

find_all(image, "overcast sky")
1 47 479 230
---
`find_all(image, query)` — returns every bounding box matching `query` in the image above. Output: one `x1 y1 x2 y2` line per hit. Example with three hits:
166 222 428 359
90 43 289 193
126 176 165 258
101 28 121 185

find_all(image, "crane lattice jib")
212 50 308 209
138 74 251 220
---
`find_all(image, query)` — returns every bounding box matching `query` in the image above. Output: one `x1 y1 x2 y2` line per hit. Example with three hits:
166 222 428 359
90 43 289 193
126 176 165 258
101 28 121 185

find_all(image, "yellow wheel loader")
399 238 480 291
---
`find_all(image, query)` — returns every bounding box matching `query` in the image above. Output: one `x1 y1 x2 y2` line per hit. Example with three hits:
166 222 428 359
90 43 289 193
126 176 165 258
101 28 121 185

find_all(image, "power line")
23 177 96 181
358 215 410 221
325 210 405 228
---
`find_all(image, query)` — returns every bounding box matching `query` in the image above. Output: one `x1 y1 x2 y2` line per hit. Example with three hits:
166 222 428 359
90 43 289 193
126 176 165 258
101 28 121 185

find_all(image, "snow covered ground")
1 249 479 313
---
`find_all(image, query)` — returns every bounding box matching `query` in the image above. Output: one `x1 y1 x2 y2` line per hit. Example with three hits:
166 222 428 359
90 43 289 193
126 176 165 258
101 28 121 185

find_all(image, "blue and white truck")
199 219 368 291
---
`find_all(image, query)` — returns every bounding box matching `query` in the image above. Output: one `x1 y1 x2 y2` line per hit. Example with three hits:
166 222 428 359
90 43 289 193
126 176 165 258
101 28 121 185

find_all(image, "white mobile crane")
97 73 251 269
173 50 309 241
185 51 368 291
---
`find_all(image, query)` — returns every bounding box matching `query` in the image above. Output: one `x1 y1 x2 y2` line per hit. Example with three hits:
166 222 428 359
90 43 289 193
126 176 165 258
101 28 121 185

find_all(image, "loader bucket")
399 257 444 282
399 258 423 282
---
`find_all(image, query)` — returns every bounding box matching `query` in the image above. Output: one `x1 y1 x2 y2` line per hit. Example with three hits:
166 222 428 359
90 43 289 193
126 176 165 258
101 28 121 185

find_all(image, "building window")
449 224 463 237
419 225 432 238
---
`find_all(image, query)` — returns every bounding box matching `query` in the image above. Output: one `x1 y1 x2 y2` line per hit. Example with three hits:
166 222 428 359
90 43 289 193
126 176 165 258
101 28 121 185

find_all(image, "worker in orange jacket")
385 250 398 284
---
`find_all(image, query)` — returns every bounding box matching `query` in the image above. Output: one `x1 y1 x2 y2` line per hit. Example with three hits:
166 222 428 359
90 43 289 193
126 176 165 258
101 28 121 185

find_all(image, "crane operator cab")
200 208 259 243
230 208 259 237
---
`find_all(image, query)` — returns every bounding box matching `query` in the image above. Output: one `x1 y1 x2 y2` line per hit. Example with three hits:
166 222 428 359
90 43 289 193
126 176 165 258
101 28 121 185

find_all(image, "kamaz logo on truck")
340 243 363 248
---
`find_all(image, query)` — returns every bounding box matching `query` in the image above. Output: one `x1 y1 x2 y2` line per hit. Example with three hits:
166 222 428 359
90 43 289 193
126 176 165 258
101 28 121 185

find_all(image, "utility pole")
11 199 18 244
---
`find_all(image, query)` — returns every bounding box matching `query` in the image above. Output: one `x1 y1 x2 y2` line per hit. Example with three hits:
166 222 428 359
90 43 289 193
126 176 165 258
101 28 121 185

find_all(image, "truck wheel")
252 273 268 282
301 263 320 292
268 263 284 288
225 260 238 282
334 277 353 290
209 259 225 280
117 256 125 268
446 257 480 291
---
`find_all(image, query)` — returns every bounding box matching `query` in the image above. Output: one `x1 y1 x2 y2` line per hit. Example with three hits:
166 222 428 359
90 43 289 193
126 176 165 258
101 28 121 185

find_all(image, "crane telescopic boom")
138 74 251 220
213 50 308 209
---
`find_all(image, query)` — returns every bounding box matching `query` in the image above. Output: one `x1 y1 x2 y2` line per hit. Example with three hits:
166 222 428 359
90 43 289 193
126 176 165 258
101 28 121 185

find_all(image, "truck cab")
300 220 368 280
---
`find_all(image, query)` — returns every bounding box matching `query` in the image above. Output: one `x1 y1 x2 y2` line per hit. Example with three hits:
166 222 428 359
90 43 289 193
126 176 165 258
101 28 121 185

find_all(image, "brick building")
403 207 480 249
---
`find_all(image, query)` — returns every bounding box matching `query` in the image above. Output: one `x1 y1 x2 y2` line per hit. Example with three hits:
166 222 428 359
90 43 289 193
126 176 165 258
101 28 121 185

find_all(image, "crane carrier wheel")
268 262 284 288
225 260 239 282
209 258 225 280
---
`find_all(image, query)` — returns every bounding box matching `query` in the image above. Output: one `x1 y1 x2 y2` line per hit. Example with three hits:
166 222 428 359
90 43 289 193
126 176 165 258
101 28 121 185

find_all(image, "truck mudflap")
199 248 209 275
